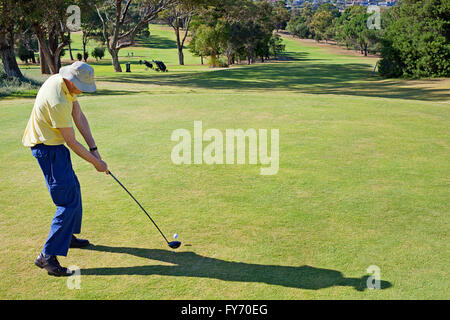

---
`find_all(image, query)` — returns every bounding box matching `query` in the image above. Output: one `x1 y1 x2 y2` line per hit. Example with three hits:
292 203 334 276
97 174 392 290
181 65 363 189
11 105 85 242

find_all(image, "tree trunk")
82 35 88 62
48 30 61 70
247 47 254 64
39 44 50 74
174 26 184 65
0 30 23 78
110 49 122 72
34 25 59 74
209 55 217 67
82 33 86 60
178 46 184 65
0 42 23 78
68 30 74 60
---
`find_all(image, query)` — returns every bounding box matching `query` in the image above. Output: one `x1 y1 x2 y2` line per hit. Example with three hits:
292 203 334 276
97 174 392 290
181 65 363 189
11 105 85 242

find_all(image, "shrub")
268 34 286 57
379 0 450 78
287 16 312 39
0 65 43 97
217 57 229 68
17 45 35 64
91 47 105 61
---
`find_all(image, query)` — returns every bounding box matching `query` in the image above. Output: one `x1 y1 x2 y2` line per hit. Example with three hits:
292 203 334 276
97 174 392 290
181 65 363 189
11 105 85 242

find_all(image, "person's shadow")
81 245 392 291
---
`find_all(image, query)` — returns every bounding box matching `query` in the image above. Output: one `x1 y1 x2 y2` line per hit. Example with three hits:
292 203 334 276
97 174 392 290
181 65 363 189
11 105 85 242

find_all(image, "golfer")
22 61 108 276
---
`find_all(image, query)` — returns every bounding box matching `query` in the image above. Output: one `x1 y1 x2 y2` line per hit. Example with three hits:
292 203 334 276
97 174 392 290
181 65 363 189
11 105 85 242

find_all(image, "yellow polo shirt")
22 74 77 147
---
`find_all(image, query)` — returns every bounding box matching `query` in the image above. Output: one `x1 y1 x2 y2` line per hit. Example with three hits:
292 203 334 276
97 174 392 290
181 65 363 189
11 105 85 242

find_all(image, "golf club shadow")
81 245 392 291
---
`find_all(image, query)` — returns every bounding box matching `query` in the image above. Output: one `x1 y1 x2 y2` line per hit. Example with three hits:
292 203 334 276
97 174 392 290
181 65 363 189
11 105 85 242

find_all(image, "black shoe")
34 253 73 277
70 235 90 248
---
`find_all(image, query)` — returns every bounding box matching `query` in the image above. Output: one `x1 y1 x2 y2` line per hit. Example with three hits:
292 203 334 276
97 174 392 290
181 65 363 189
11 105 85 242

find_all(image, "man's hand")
59 127 108 174
90 149 108 174
94 159 108 173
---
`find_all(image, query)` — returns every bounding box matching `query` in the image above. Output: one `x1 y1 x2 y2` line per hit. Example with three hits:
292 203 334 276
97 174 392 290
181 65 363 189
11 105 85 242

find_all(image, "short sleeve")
48 102 73 128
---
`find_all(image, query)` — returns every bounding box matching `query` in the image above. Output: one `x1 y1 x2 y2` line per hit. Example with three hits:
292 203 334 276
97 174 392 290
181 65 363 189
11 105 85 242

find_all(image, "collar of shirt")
61 78 77 103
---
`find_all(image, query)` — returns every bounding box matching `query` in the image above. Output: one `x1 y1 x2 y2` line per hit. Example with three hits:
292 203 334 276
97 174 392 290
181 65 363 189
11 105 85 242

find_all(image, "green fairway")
0 25 449 299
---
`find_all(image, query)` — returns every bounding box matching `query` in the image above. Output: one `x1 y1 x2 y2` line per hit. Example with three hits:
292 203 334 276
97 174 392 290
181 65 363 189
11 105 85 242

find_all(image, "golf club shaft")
108 171 170 244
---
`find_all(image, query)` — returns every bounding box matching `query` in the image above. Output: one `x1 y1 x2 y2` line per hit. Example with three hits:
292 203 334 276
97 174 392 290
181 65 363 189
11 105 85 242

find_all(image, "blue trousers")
31 144 82 256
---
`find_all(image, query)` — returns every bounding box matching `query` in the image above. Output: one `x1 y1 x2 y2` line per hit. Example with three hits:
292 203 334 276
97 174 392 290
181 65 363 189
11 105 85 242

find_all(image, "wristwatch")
89 146 98 152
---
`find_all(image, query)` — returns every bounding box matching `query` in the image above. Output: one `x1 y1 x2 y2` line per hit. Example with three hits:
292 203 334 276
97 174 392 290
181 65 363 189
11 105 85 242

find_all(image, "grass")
0 66 43 98
0 25 449 299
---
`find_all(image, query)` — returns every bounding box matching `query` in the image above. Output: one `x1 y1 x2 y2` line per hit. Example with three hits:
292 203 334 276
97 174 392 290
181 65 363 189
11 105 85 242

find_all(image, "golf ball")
173 233 178 239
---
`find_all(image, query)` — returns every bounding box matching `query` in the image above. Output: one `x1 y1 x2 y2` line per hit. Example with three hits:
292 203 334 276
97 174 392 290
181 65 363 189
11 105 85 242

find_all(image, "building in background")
285 0 399 11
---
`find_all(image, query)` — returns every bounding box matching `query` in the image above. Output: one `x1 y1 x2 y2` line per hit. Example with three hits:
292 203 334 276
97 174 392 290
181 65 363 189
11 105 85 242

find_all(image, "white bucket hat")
59 61 96 93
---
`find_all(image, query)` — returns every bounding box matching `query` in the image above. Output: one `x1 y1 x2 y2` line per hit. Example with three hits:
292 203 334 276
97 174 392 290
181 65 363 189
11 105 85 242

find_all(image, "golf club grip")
108 171 169 244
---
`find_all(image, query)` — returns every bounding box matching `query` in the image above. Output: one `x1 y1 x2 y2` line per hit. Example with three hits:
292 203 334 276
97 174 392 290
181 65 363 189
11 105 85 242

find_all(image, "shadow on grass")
0 91 39 99
278 51 316 62
88 88 142 96
98 61 449 102
81 245 392 291
136 34 178 50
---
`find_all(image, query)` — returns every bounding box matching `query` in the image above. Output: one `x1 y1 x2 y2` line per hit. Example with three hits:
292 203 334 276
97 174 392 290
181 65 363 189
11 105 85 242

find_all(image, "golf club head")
168 241 181 249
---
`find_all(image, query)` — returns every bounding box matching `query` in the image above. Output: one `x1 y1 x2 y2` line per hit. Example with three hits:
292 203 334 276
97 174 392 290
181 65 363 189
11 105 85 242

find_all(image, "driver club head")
168 241 181 249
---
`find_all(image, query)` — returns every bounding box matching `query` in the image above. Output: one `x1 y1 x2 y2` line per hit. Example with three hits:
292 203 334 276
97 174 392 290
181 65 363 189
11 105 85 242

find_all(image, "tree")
67 30 74 60
79 1 102 65
243 20 265 63
0 0 23 78
17 44 35 63
253 0 279 63
91 47 105 61
287 15 311 39
189 0 283 66
20 0 75 74
310 10 334 43
379 0 450 78
286 3 315 39
160 0 201 65
317 2 340 19
332 5 381 56
16 26 38 64
189 18 228 67
334 5 366 48
268 33 285 58
188 0 234 67
95 0 176 72
273 0 290 31
342 11 376 56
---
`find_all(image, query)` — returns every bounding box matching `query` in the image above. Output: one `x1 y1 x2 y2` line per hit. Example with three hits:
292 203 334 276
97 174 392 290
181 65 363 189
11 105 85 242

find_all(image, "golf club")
108 171 181 249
